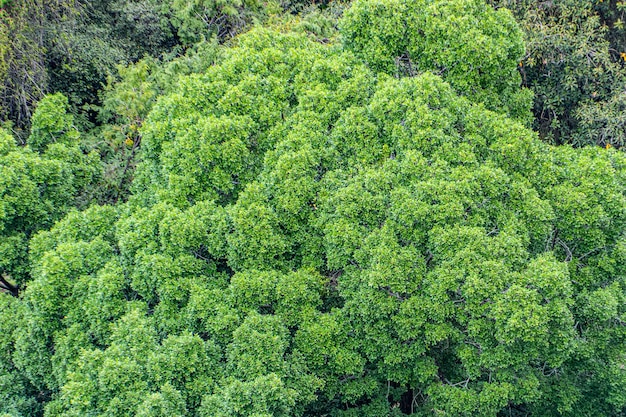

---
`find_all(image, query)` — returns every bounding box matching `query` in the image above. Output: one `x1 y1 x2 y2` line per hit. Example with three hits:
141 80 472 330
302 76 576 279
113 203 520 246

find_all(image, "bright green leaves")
228 313 289 380
226 184 289 271
544 147 626 262
230 269 325 326
493 255 574 367
150 333 221 409
28 93 79 153
53 309 218 417
55 307 157 416
139 28 367 209
340 0 407 73
0 115 99 287
2 4 626 417
341 0 533 120
0 294 42 417
14 231 117 391
159 113 256 205
99 15 626 417
136 384 187 417
199 373 297 417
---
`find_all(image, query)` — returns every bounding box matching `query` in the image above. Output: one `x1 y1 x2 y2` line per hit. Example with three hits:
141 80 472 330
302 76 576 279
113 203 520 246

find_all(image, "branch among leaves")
0 273 18 297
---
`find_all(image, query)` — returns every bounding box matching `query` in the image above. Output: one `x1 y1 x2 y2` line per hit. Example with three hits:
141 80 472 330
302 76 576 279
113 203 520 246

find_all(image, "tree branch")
0 274 18 297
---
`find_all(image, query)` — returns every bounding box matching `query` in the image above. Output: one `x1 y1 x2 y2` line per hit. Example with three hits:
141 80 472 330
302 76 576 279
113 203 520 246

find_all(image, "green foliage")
1 2 626 417
0 293 43 416
0 104 100 288
0 0 330 133
576 87 626 149
84 40 223 204
0 0 58 131
489 0 626 147
28 94 79 153
340 0 533 121
135 384 186 417
167 0 267 44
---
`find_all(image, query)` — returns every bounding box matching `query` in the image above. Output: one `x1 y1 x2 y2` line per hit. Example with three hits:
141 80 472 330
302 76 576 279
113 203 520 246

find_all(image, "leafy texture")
1 1 625 417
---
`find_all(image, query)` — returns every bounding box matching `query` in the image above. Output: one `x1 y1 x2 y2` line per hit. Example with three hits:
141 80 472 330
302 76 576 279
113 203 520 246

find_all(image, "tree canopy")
0 0 625 416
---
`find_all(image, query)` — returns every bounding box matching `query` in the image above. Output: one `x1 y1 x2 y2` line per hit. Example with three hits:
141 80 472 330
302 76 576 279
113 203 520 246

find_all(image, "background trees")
489 0 626 147
0 0 326 133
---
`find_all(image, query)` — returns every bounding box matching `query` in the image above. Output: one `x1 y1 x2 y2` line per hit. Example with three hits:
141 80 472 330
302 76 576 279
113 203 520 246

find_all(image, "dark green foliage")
166 0 266 44
45 0 179 114
0 0 62 131
489 0 626 147
0 0 261 130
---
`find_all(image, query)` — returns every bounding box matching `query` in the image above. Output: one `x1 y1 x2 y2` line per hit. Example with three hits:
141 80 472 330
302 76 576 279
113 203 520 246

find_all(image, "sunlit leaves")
2 3 626 417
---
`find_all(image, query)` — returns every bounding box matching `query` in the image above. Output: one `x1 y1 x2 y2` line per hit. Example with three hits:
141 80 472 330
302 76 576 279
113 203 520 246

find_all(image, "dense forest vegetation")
0 0 625 416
